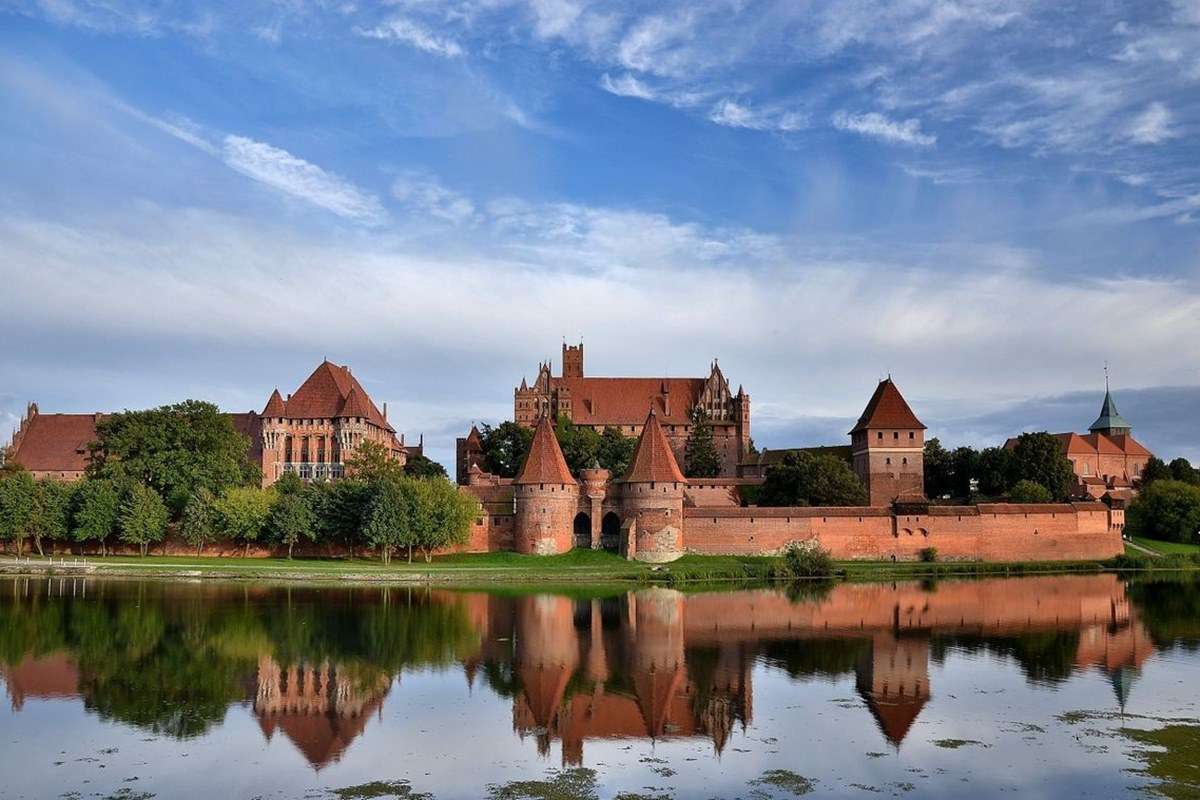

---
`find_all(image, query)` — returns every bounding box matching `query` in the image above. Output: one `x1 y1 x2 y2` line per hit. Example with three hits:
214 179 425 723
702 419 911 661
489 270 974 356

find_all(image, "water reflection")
0 574 1195 774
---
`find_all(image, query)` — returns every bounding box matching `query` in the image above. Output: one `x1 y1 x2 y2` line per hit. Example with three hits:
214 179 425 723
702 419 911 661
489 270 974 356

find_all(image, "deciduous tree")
1008 479 1053 504
213 486 277 557
0 471 36 556
345 439 405 484
269 491 317 559
120 483 170 556
32 479 74 556
684 406 722 478
1126 480 1200 545
363 479 416 565
1010 432 1074 501
478 421 533 478
759 452 868 507
180 488 218 556
411 478 478 562
72 479 121 556
404 453 448 480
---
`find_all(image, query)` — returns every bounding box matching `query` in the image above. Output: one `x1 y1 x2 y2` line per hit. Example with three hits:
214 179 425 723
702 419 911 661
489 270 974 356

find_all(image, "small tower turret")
850 378 926 506
619 409 686 562
513 415 579 555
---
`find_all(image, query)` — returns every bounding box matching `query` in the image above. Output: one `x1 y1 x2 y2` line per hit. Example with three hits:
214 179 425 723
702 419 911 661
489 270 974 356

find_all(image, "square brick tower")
850 378 926 506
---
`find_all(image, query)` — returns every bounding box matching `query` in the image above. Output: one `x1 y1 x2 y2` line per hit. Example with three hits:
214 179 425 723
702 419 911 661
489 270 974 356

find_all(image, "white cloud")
221 136 386 224
708 99 807 132
598 72 657 100
832 110 936 146
356 16 464 58
392 172 477 225
1127 101 1177 144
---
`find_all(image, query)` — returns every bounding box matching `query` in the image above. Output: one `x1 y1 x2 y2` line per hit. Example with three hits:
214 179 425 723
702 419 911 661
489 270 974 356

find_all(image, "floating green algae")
486 768 599 800
1121 724 1200 799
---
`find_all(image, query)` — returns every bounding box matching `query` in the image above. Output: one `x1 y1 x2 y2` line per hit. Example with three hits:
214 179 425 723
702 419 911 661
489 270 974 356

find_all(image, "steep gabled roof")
284 361 394 432
8 413 101 473
515 416 576 485
337 387 370 419
622 409 686 483
262 389 286 417
850 378 926 433
1108 434 1152 457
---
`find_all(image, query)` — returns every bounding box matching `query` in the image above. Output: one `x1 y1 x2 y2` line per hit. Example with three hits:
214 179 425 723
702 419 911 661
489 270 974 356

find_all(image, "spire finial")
1104 361 1110 392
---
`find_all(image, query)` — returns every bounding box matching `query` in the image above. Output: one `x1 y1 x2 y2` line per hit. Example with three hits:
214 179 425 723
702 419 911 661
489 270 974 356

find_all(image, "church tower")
562 341 584 379
1088 375 1132 438
850 378 926 506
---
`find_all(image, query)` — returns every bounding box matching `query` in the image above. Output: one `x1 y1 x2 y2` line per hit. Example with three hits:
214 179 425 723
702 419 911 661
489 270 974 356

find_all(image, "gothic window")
877 432 883 440
893 431 899 440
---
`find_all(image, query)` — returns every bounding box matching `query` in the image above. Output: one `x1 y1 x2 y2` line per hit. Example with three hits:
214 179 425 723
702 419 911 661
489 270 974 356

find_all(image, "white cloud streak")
355 16 464 57
832 110 936 146
221 136 386 224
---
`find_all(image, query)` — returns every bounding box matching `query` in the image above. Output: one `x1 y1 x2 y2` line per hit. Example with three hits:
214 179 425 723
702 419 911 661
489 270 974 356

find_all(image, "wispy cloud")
708 99 807 132
392 171 476 225
355 16 464 58
1126 101 1178 144
598 72 657 100
832 110 936 146
221 136 386 224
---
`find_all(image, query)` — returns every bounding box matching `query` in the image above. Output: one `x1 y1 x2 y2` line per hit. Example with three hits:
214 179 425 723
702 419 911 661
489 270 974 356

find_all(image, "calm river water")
1 574 1198 799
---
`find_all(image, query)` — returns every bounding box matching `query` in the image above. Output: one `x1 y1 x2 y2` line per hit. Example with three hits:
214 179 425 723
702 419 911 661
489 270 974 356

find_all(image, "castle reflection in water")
1 575 1155 770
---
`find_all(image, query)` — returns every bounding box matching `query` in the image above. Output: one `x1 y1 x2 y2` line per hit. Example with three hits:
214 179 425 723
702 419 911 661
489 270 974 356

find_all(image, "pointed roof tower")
262 389 286 417
850 378 926 434
515 415 576 485
1089 375 1132 436
622 409 686 483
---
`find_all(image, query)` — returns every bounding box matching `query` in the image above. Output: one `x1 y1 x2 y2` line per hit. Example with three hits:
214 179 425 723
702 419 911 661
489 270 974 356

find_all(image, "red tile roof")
515 416 576 485
8 413 101 473
262 389 286 417
1107 434 1152 457
622 410 686 483
850 379 925 433
275 361 394 432
551 377 705 426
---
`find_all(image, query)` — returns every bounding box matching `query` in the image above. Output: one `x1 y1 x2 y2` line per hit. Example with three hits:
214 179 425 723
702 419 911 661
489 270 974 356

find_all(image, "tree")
411 478 478 562
949 447 981 499
596 426 636 476
363 478 416 565
555 415 603 475
32 479 74 556
404 453 448 480
0 471 36 556
273 471 306 496
1126 480 1200 545
1010 433 1074 501
213 486 277 557
1141 457 1173 485
759 452 868 507
345 439 406 484
684 406 722 478
977 446 1018 497
923 438 953 499
120 483 169 556
478 421 533 478
1168 457 1199 486
1008 479 1053 504
310 479 372 557
72 479 122 556
180 489 218 556
88 400 258 514
269 491 317 559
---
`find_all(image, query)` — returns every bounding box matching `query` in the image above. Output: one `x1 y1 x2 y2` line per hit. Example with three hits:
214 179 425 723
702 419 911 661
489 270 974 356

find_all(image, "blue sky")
1 0 1198 468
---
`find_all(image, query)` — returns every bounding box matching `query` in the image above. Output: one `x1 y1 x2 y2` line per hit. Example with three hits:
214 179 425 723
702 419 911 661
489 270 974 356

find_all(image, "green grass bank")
3 545 1198 586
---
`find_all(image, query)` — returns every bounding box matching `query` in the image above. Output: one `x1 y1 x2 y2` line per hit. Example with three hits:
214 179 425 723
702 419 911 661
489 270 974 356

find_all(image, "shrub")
1008 479 1053 504
919 546 938 563
776 540 835 579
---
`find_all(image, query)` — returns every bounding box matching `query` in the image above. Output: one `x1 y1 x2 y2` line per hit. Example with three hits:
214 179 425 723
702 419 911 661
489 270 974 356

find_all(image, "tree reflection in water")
0 574 1194 768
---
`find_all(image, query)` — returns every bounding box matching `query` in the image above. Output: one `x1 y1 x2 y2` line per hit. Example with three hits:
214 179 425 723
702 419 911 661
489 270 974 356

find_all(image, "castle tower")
513 415 580 555
850 378 926 507
1088 378 1132 438
619 409 686 562
259 389 288 487
562 341 584 379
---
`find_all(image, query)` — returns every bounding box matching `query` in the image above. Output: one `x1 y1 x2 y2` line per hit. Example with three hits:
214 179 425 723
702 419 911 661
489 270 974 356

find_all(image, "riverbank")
3 546 1198 585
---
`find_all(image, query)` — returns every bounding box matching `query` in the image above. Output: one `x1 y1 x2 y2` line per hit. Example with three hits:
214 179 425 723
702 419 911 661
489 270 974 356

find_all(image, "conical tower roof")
262 389 286 417
850 378 925 433
1089 388 1132 434
515 415 576 485
622 409 686 483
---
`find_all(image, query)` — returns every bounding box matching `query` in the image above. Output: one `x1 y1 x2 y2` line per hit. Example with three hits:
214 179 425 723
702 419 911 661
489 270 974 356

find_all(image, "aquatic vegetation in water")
931 739 988 749
749 769 815 796
330 780 433 799
486 768 599 800
1121 724 1200 799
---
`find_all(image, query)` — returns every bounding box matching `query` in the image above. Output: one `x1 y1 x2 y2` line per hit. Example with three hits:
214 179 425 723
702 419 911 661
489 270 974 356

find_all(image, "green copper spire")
1089 367 1132 435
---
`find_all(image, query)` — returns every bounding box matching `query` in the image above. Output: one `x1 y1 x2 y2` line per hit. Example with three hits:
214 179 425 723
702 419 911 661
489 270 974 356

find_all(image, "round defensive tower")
513 416 580 555
619 409 687 563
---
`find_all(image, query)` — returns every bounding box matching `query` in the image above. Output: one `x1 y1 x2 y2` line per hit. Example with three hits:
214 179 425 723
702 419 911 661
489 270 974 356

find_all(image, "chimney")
383 402 388 420
662 380 670 416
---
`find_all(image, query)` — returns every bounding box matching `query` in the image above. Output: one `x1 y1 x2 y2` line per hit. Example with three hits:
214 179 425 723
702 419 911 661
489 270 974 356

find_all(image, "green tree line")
0 402 474 560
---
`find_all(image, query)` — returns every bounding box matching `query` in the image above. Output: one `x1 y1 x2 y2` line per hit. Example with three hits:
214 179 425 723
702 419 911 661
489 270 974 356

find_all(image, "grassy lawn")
1130 536 1200 556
